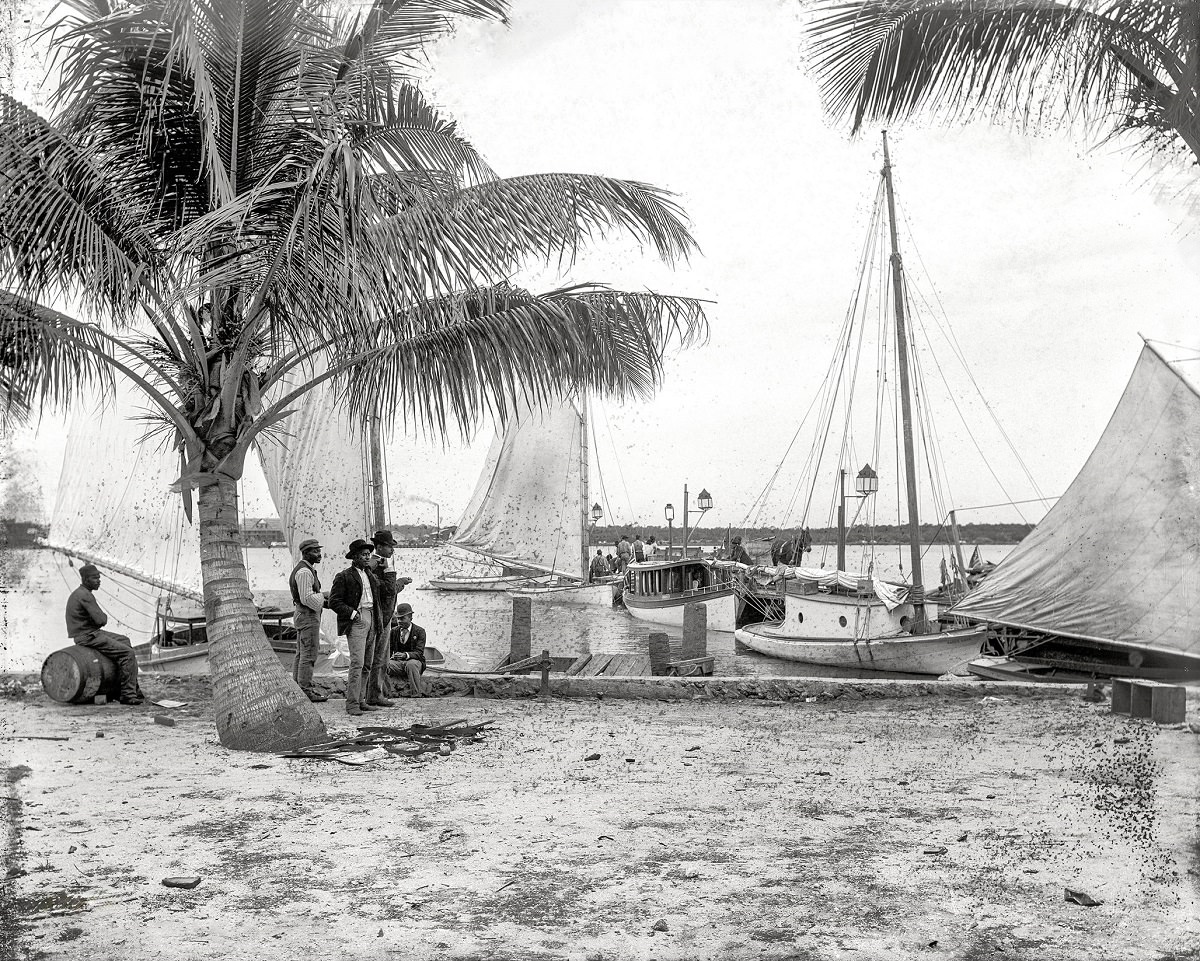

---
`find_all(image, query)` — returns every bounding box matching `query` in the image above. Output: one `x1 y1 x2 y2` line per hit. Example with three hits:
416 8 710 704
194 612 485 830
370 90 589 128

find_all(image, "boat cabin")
623 559 734 600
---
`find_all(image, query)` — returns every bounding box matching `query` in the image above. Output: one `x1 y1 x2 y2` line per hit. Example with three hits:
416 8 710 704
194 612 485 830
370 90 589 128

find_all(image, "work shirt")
292 565 325 614
65 586 107 637
356 568 375 609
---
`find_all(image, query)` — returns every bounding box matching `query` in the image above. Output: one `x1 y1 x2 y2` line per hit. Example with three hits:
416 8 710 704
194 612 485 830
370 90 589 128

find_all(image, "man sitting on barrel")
386 603 428 697
65 564 143 705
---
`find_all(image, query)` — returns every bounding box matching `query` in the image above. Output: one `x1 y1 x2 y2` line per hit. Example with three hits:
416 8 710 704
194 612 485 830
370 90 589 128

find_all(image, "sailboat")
430 393 618 605
953 340 1200 680
734 134 987 676
47 382 335 675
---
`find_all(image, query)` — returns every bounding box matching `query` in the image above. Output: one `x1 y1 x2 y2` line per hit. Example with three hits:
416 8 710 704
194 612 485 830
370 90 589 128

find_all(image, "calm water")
0 545 1012 676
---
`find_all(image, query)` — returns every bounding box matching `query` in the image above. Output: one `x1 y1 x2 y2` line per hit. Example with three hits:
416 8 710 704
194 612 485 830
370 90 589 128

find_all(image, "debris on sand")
1064 888 1102 907
162 877 202 890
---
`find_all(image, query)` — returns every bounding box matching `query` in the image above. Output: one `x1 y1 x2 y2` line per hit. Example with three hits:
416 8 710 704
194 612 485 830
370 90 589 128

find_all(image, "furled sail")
450 396 584 579
952 343 1200 660
48 382 202 600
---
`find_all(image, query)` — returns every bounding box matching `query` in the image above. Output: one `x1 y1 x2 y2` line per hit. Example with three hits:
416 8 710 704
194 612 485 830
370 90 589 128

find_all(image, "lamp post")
591 503 604 525
681 484 713 556
664 503 674 558
836 463 879 571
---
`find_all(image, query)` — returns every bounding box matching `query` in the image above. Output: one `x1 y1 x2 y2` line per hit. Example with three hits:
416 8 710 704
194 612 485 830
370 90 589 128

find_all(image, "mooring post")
539 649 551 698
648 632 671 677
682 602 708 660
510 596 533 674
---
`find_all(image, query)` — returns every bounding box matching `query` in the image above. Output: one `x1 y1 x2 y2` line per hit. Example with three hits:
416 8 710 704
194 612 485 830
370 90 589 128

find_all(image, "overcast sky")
8 0 1200 533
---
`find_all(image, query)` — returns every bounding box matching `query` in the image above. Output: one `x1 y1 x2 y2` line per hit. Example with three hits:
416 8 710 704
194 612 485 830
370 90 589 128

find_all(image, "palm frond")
335 282 709 439
0 92 169 323
0 291 116 419
806 0 1185 135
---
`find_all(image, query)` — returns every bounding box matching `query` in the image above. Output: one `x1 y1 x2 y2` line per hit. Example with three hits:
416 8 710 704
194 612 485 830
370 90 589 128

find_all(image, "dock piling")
509 596 532 674
682 603 708 659
648 633 671 677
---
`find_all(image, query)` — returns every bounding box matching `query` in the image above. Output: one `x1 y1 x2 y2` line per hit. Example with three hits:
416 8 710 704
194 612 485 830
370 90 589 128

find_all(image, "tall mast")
368 414 387 531
881 131 928 632
580 394 591 581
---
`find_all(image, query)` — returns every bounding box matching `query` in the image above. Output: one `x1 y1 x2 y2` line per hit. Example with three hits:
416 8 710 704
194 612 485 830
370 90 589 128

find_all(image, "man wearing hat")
65 565 142 705
729 536 753 566
328 539 383 717
364 530 413 708
386 602 428 697
289 538 328 702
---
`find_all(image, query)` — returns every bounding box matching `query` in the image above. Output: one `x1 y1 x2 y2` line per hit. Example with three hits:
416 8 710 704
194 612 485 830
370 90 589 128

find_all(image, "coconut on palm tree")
0 0 707 752
806 0 1200 165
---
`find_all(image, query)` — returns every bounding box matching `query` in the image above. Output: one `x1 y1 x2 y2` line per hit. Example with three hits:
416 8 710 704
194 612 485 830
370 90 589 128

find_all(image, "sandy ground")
1 679 1198 961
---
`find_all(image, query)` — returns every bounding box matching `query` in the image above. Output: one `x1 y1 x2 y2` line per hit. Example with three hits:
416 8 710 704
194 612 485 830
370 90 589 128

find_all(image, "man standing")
65 565 142 705
386 602 428 697
588 549 610 581
328 539 382 717
616 534 633 572
632 533 646 564
729 535 753 566
365 530 413 708
289 538 328 703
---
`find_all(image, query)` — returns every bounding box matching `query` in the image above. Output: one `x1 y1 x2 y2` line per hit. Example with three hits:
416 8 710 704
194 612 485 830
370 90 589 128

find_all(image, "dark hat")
298 538 322 553
731 536 743 544
345 538 374 559
371 530 398 547
395 602 414 617
79 563 100 577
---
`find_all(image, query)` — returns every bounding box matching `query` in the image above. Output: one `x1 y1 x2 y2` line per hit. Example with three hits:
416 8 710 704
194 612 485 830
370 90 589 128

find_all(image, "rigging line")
904 301 952 526
955 496 1057 512
895 200 1047 503
597 401 635 527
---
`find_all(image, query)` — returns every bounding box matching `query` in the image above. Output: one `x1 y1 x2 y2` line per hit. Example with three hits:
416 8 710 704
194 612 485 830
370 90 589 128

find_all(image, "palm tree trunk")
198 473 327 751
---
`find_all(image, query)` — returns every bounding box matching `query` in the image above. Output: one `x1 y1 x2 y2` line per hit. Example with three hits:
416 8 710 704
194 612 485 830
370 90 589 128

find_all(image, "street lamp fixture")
591 503 604 524
682 484 712 554
664 503 674 557
855 464 879 497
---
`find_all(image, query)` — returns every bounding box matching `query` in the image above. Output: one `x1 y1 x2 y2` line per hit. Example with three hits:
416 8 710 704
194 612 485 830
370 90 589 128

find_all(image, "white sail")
952 343 1200 661
48 381 202 600
450 396 584 579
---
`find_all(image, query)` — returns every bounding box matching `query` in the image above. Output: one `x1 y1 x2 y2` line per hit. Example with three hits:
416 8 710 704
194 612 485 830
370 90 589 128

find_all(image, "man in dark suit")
327 539 382 717
386 602 428 697
65 564 142 705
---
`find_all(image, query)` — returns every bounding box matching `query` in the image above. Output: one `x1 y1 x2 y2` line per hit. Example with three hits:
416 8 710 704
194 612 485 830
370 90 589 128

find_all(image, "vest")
289 560 321 608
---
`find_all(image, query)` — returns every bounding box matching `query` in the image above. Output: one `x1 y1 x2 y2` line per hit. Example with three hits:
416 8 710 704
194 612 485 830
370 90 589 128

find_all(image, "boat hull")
514 582 617 606
623 589 741 633
734 622 986 676
429 573 550 592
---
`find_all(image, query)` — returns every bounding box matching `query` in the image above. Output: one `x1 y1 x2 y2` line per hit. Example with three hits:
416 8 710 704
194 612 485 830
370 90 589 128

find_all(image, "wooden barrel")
41 645 122 704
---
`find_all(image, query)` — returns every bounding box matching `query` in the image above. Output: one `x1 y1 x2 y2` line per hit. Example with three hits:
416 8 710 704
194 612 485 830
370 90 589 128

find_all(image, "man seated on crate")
385 603 429 697
65 564 143 705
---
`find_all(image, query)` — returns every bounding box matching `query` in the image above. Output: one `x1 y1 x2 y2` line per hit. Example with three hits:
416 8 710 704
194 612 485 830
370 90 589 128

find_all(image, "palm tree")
1 0 707 752
806 1 1200 167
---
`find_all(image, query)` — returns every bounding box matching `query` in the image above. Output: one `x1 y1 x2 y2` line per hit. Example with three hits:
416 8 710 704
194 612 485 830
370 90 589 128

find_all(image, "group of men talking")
289 530 429 715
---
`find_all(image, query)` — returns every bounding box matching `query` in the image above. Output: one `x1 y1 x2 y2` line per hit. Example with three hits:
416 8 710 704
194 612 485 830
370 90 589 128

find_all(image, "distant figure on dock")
589 549 610 581
729 536 753 566
329 539 381 717
386 603 428 697
289 538 328 703
65 564 142 705
632 533 646 564
616 534 633 572
645 535 659 559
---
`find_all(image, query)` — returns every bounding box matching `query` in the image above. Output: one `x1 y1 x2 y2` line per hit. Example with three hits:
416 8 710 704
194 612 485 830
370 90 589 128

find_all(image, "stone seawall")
2 670 1089 703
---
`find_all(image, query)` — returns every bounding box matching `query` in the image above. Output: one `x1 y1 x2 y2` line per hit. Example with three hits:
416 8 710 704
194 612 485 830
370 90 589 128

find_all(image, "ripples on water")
0 545 1011 677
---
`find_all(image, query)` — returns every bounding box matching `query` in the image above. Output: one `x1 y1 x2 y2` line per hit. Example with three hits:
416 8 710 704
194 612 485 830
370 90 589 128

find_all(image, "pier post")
509 596 533 674
648 632 671 676
539 649 551 698
683 602 708 659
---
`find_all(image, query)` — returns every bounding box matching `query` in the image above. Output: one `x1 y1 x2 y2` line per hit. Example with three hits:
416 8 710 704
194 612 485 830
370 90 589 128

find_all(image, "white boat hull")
515 582 616 606
623 589 741 633
734 622 986 676
429 573 550 592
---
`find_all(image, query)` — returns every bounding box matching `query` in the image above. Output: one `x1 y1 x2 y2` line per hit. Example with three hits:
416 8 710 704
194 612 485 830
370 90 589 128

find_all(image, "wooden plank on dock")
565 655 593 677
578 653 615 677
603 653 652 677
